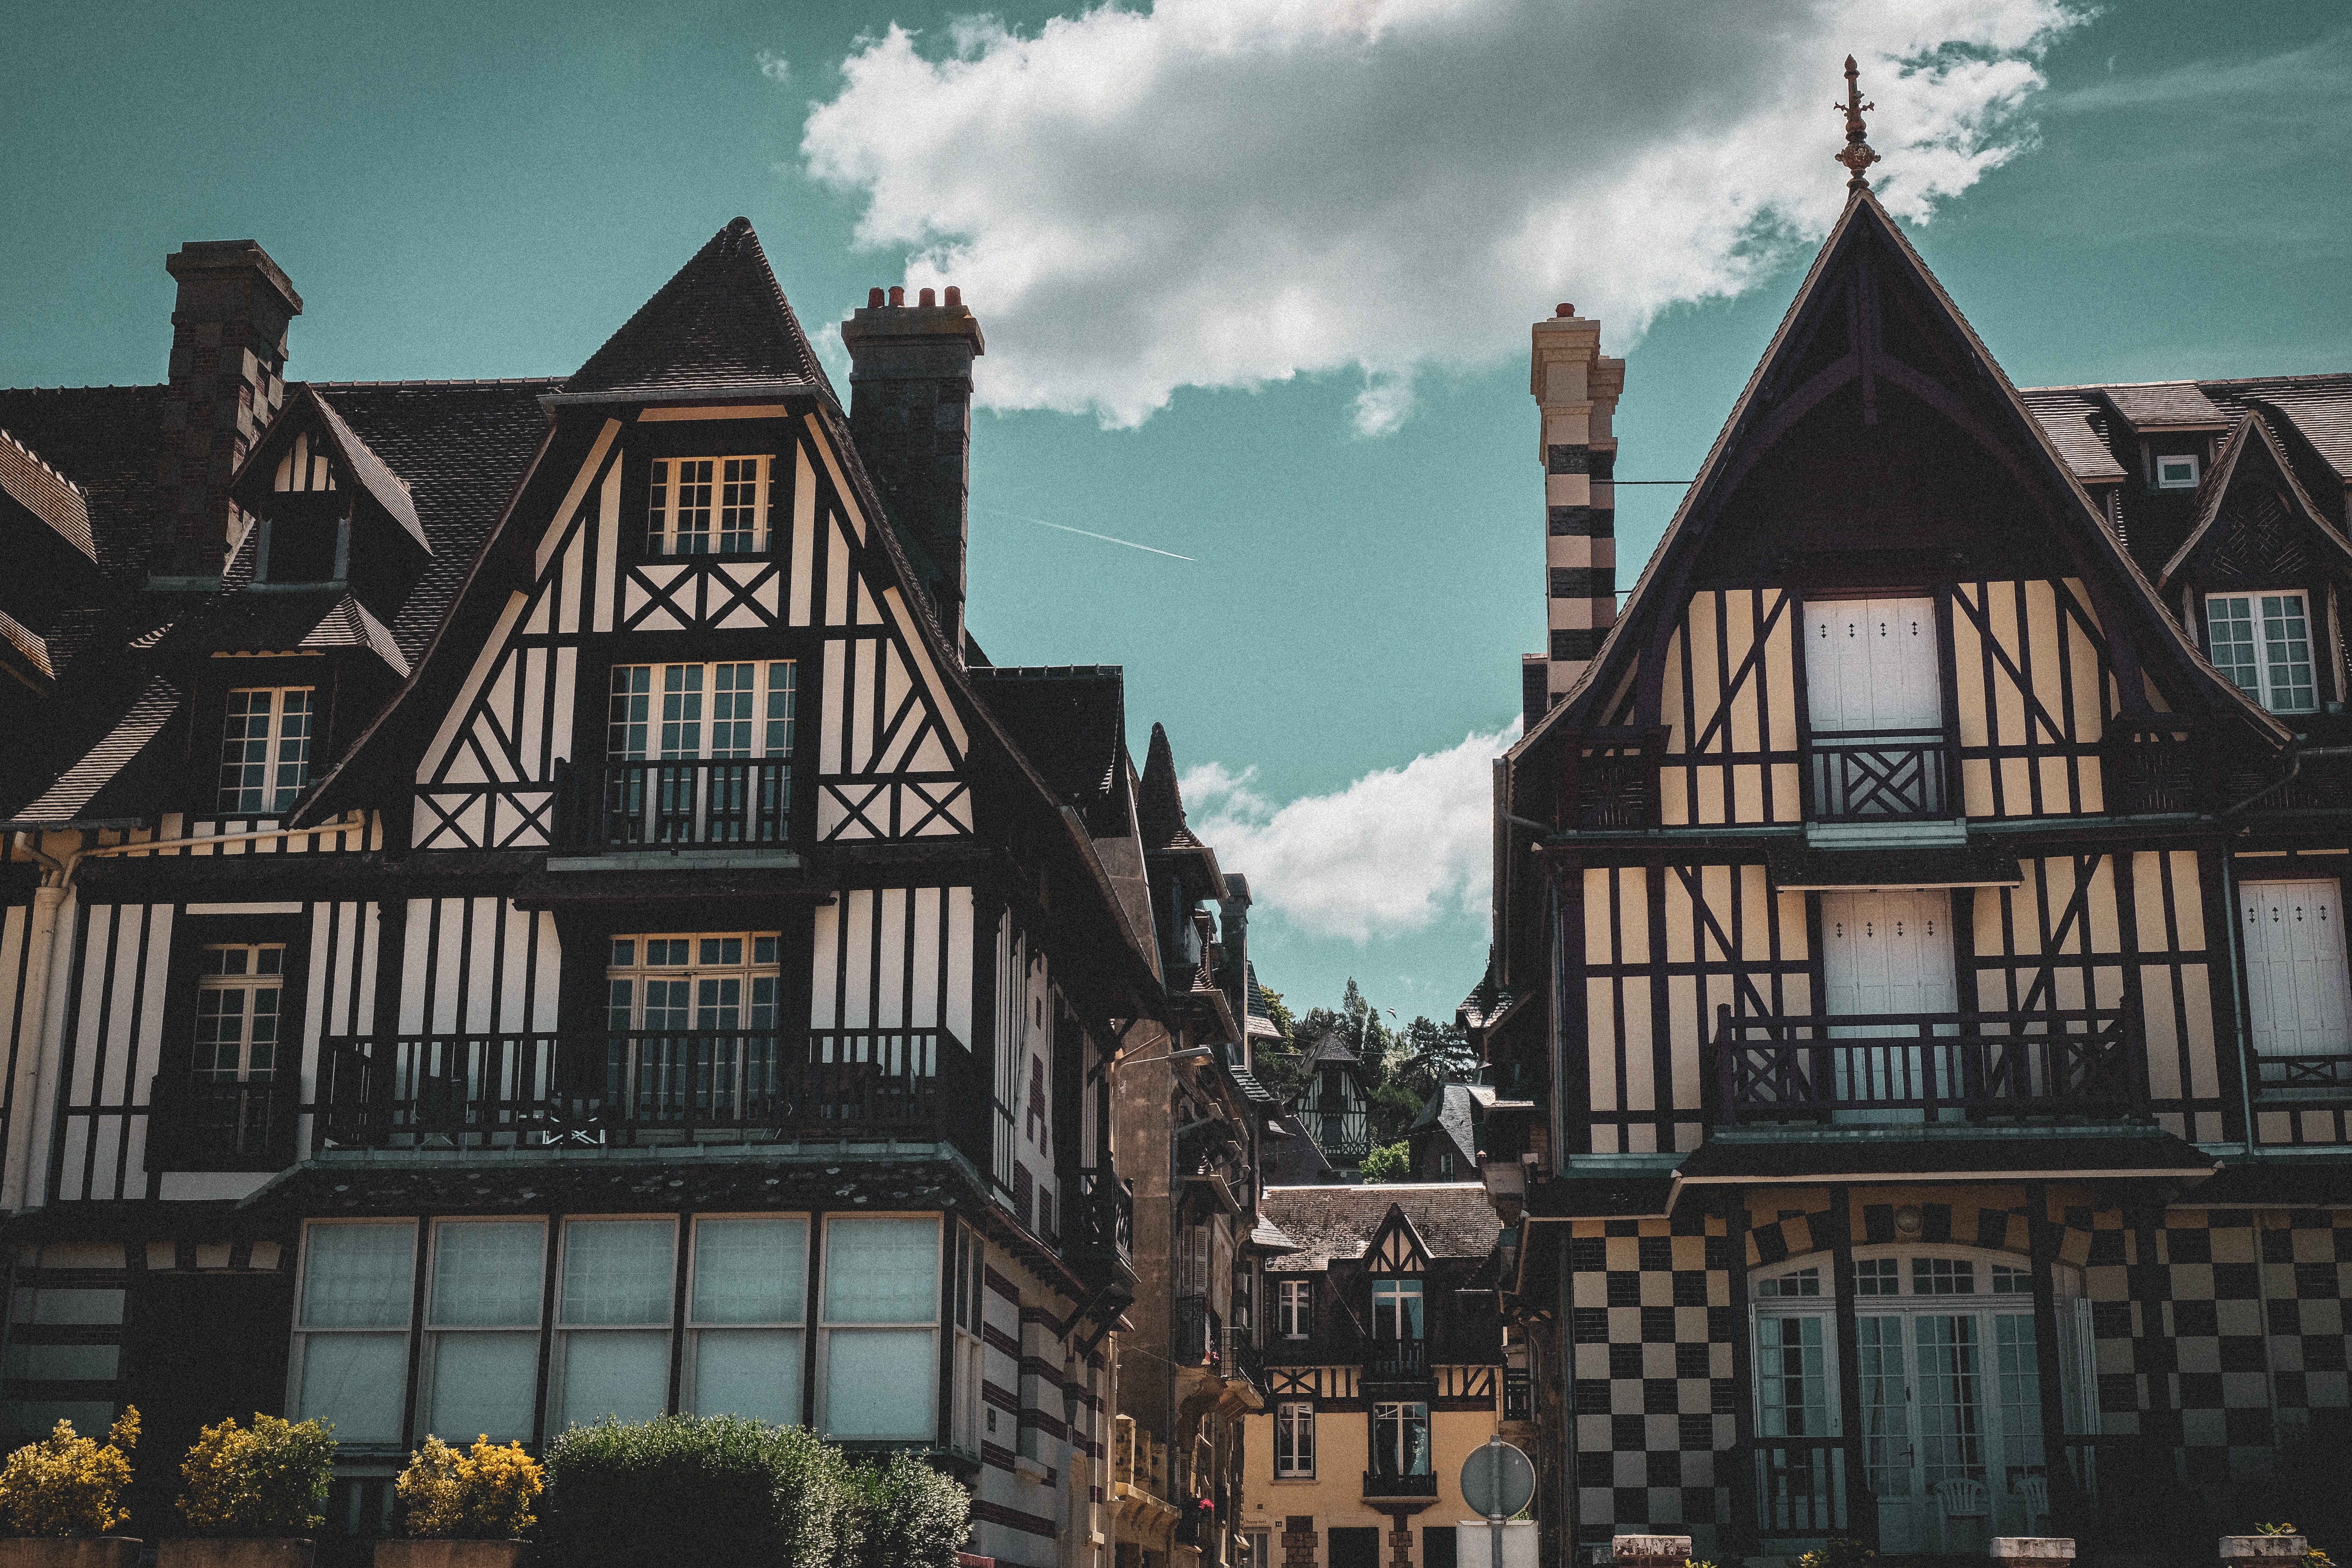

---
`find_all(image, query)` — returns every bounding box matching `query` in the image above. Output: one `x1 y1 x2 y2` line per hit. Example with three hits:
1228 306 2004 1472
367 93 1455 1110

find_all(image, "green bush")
178 1414 337 1538
541 1415 855 1568
1358 1141 1411 1183
844 1451 972 1568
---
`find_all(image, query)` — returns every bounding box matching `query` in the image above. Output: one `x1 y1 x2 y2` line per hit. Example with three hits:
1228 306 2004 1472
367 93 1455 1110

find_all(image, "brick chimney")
1531 304 1622 714
840 285 984 654
154 241 301 586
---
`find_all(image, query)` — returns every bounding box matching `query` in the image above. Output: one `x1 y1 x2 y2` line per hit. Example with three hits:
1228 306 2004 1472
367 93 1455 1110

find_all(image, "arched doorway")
1751 1245 2096 1553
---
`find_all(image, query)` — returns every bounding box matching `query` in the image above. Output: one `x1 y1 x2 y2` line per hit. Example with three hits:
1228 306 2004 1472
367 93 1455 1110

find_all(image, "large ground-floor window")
1751 1246 2094 1554
290 1211 939 1450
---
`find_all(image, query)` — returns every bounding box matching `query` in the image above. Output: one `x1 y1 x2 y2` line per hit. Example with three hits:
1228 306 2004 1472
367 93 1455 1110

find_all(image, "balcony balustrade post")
1714 1005 1739 1127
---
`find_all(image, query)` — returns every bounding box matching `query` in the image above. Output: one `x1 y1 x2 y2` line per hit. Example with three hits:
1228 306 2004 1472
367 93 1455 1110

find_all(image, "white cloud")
800 0 2082 433
757 49 791 83
1183 724 1517 944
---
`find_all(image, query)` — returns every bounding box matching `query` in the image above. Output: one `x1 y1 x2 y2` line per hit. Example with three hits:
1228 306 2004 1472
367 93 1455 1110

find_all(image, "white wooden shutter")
1806 597 1940 732
1821 891 1959 1017
2242 880 2352 1056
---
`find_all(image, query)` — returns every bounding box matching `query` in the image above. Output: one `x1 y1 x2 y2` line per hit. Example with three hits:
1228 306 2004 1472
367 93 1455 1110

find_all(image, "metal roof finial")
1834 54 1880 192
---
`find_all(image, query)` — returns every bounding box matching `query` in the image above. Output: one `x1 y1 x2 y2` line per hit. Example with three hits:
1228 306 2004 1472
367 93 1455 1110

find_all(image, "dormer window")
218 687 314 814
1370 1278 1423 1342
648 457 770 554
2154 452 2200 490
272 430 338 494
2205 593 2317 714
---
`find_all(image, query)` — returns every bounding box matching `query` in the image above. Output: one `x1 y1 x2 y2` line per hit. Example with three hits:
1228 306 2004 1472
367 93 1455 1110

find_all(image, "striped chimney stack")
1523 303 1622 731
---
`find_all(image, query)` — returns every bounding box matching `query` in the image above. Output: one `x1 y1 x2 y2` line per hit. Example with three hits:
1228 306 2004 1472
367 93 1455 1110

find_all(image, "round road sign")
1460 1439 1534 1519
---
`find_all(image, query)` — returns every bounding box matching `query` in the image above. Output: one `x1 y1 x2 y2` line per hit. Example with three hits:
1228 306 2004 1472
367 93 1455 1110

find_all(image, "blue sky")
4 1 2348 1024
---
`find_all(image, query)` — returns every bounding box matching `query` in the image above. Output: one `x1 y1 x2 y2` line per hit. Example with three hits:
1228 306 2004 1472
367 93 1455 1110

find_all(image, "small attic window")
648 456 769 554
2154 453 2200 490
274 430 337 493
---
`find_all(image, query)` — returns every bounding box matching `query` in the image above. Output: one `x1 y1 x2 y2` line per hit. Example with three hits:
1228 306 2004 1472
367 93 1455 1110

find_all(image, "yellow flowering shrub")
396 1436 543 1540
0 1406 140 1537
178 1414 336 1537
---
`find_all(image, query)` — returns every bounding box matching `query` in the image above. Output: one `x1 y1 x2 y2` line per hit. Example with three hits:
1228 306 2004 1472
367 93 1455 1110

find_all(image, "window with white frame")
1277 1279 1311 1339
686 1216 807 1426
294 1214 821 1450
292 1221 414 1446
606 935 780 1030
608 663 796 762
425 1220 546 1444
647 456 771 554
1371 1400 1430 1476
1370 1278 1423 1342
195 944 285 1083
2205 594 2318 714
1274 1401 1314 1477
554 1218 676 1428
819 1216 939 1441
2154 452 2200 490
218 687 313 813
948 1222 985 1457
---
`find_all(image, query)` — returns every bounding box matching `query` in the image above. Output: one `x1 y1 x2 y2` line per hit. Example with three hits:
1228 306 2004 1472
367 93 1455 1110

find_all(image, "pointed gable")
561 217 838 406
2158 412 2352 589
1366 1203 1429 1274
1520 189 2287 756
233 384 430 552
1138 720 1197 849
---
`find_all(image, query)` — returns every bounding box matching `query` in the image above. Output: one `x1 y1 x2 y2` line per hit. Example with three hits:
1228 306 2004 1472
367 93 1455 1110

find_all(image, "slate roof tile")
1259 1183 1500 1273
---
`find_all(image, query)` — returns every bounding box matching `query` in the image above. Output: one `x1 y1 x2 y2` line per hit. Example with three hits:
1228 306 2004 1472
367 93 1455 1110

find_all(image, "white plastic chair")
1935 1476 1990 1552
2015 1474 2050 1532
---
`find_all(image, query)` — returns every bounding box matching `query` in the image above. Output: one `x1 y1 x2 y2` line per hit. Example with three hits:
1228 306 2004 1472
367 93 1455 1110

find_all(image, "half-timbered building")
0 223 1262 1568
1241 1188 1506 1568
1475 116 2352 1564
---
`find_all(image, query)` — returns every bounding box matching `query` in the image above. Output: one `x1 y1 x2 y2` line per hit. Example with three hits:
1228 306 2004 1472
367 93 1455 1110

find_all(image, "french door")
1820 889 1957 1122
1803 597 1946 820
2241 879 2352 1085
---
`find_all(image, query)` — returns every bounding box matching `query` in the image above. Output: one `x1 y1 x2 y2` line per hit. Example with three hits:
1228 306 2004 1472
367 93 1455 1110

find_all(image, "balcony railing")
1063 1166 1137 1270
1709 1002 2146 1124
145 1076 298 1171
1361 1472 1438 1500
1754 1437 1851 1537
1366 1339 1429 1380
1807 728 1949 821
560 758 792 849
1220 1327 1263 1393
2256 1054 2352 1091
317 1027 973 1152
1172 1292 1219 1370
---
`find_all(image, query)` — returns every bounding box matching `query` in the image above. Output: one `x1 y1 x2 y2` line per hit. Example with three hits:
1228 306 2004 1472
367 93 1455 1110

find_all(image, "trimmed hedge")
541 1416 969 1568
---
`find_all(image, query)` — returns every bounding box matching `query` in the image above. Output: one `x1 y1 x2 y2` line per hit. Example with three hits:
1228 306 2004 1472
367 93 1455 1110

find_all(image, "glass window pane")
824 1218 938 1324
297 1333 407 1445
561 1220 674 1327
694 1329 802 1425
428 1332 537 1443
559 1330 671 1427
824 1328 935 1438
431 1222 546 1328
302 1223 416 1328
693 1219 807 1325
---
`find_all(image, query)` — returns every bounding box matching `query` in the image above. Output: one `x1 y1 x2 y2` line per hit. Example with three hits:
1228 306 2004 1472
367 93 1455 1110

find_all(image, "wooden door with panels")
1804 597 1947 821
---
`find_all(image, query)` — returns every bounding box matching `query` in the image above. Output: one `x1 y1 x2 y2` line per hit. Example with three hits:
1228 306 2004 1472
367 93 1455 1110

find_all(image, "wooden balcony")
2256 1054 2352 1092
1062 1165 1138 1296
1806 727 1949 821
1365 1339 1430 1382
316 1026 978 1155
1708 1002 2147 1125
144 1076 298 1172
556 757 792 849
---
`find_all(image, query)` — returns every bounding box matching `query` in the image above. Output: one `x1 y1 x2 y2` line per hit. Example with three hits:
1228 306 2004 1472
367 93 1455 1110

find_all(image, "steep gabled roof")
1137 720 1199 850
967 664 1127 832
559 217 838 407
2158 411 2352 589
232 385 431 552
2099 381 2228 432
6 674 180 826
1259 1184 1499 1273
0 425 98 564
1516 188 2292 761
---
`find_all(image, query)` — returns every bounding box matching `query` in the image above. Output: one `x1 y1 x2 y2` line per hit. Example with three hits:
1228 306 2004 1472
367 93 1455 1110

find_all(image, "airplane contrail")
972 505 1195 562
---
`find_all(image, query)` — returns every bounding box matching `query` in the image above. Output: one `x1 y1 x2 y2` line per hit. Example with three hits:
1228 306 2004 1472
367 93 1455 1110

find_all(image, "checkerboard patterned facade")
1566 1212 1732 1548
1554 1199 2352 1555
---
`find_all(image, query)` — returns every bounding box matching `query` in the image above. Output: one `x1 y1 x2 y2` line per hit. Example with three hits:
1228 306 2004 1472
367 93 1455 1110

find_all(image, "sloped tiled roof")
9 674 180 824
563 217 838 406
0 385 170 579
1244 959 1283 1040
302 388 428 550
2158 411 2352 590
966 664 1125 828
0 425 98 564
1259 1184 1500 1273
0 609 53 683
2019 390 2129 483
2099 381 2228 430
1137 720 1200 850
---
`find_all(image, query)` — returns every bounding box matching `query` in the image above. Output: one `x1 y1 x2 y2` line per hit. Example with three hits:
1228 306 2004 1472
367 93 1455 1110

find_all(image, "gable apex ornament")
1835 55 1880 191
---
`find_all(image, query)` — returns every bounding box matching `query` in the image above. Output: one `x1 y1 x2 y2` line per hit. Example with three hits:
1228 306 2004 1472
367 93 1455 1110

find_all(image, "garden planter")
158 1539 316 1568
375 1543 529 1568
0 1539 142 1568
2221 1540 2308 1568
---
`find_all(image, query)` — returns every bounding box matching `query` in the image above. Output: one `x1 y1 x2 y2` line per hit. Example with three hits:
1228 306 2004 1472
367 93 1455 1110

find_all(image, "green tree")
1392 1015 1477 1101
1358 1141 1411 1183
